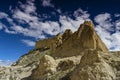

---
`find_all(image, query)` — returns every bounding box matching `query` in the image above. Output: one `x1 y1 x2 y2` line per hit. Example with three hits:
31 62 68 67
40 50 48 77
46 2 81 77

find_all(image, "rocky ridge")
0 21 120 80
53 21 108 57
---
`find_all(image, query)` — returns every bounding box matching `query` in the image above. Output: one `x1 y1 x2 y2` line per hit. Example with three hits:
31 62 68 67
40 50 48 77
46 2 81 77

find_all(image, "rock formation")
35 33 62 53
52 21 108 57
70 50 116 80
0 21 120 80
62 29 73 41
30 55 57 80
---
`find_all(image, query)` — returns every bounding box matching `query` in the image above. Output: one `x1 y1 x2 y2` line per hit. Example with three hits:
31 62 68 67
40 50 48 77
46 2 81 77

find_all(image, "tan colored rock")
62 29 73 41
70 50 116 80
35 33 62 53
57 59 74 71
35 38 53 49
74 21 108 51
79 50 101 66
77 21 96 49
53 21 108 57
55 33 63 47
31 55 57 80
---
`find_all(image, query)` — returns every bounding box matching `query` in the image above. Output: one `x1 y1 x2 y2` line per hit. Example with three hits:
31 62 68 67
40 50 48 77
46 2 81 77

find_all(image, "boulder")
30 55 57 80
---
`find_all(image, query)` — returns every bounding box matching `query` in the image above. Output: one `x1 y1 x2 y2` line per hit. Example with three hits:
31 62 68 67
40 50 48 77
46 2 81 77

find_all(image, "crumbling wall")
35 33 62 52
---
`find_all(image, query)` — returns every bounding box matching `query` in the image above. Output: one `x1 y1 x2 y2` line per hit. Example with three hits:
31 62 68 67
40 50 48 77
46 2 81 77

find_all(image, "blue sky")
0 0 120 66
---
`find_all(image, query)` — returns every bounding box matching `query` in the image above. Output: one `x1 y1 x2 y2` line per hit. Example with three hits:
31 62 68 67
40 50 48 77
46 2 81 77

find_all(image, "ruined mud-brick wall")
35 33 62 52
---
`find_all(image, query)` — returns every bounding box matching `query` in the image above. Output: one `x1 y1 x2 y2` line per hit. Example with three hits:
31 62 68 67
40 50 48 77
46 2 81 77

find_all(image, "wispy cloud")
19 0 36 14
41 0 54 7
13 0 38 23
0 12 8 19
73 8 90 20
114 13 120 17
0 2 90 47
94 13 120 51
94 13 113 31
0 23 4 30
0 12 13 23
0 0 90 40
115 19 120 31
4 27 16 34
21 39 35 47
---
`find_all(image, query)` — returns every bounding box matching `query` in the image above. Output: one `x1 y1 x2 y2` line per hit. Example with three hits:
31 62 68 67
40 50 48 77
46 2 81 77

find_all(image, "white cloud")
56 9 62 14
6 2 90 39
0 0 91 40
0 12 8 19
0 23 4 30
0 12 13 23
13 9 38 23
0 60 13 66
41 0 54 7
94 13 120 51
115 20 120 31
114 13 120 17
19 0 36 14
95 25 112 49
0 26 2 30
21 39 35 47
11 25 41 38
0 12 14 33
73 8 90 20
59 9 90 33
12 0 38 24
0 21 16 34
94 13 113 31
59 16 79 32
4 27 16 34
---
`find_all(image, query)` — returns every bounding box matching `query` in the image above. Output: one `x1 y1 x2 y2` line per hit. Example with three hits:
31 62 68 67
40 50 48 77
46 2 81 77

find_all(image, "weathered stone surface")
55 33 63 47
35 33 62 52
70 50 116 80
77 21 108 51
62 29 73 41
30 55 57 80
57 59 74 71
0 49 51 80
12 49 50 66
53 21 108 57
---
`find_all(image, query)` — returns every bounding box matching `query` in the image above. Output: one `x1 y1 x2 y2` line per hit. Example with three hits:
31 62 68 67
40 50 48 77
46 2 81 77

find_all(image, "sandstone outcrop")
35 33 62 53
53 21 108 57
30 55 57 80
23 54 81 80
57 59 74 71
62 29 73 41
70 50 116 80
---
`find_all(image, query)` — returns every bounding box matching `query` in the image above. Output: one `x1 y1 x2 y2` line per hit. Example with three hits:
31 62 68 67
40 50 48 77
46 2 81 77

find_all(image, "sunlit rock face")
29 55 57 80
35 33 62 53
53 21 108 58
70 50 116 80
62 29 73 41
